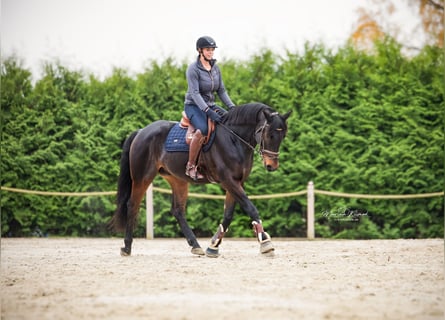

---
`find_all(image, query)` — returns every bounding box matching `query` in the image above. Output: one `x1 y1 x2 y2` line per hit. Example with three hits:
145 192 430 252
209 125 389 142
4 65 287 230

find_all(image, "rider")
184 36 235 180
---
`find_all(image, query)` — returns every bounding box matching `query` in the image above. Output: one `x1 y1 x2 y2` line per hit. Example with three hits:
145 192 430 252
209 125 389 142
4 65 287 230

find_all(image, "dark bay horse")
111 103 291 257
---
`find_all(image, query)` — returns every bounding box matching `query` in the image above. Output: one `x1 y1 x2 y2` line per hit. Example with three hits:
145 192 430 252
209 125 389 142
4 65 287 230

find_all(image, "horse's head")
256 108 291 171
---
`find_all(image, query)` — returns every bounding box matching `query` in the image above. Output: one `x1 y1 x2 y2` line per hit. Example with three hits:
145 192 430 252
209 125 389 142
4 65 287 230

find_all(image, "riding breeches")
184 104 226 136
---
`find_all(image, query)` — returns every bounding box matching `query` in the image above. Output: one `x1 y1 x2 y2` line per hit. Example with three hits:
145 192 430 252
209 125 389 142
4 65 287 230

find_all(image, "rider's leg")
184 105 208 180
185 129 205 180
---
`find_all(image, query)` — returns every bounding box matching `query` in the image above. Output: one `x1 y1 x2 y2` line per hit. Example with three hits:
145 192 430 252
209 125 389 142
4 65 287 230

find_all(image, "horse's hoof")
191 247 205 256
260 241 275 255
263 249 275 257
120 247 131 256
205 247 220 258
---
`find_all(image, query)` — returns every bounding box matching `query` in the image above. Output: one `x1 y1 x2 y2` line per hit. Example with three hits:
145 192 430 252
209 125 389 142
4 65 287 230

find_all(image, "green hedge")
1 39 443 238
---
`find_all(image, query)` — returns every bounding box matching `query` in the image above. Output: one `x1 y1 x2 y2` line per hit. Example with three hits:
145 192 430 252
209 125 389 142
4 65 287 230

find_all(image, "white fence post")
307 181 315 239
146 184 154 239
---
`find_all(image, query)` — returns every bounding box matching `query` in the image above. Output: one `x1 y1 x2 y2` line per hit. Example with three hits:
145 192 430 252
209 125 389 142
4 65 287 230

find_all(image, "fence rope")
314 189 444 199
0 186 306 199
1 186 443 199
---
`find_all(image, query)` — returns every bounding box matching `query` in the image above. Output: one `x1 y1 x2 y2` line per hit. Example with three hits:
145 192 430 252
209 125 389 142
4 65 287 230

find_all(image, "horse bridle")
219 113 280 162
255 116 280 161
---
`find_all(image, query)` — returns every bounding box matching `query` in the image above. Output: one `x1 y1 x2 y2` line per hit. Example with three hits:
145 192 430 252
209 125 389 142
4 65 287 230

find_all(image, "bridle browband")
219 112 280 162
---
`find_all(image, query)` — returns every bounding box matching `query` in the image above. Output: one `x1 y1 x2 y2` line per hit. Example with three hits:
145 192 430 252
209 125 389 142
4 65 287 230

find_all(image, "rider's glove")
206 108 222 123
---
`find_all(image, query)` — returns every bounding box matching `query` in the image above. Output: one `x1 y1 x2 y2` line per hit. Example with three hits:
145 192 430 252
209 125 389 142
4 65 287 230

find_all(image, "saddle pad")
165 123 189 152
164 123 215 153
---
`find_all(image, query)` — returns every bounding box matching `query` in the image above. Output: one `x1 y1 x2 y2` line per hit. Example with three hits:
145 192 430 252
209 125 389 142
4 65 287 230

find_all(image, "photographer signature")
321 207 369 221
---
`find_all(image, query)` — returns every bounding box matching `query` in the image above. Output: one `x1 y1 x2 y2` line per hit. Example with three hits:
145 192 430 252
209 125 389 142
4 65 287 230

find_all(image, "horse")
111 102 291 257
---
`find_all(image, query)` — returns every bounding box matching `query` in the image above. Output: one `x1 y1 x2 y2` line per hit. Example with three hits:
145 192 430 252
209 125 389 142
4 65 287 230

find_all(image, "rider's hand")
206 108 222 123
215 106 227 116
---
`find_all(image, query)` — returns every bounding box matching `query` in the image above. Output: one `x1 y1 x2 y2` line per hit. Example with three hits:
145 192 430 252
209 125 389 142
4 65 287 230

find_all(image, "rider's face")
201 47 215 60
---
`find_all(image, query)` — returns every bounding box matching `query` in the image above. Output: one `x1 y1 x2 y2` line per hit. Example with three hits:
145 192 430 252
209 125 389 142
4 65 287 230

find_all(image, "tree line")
1 38 443 238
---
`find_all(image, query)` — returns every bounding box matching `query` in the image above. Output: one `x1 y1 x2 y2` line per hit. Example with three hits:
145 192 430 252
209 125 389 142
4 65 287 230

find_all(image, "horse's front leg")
224 182 275 255
205 192 235 258
252 220 275 255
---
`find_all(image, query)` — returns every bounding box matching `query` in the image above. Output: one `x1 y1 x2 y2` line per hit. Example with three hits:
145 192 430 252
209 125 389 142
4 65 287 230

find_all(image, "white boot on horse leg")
252 221 275 256
206 224 227 258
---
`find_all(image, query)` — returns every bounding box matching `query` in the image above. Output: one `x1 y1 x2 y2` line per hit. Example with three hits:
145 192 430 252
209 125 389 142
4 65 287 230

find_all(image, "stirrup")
186 164 204 180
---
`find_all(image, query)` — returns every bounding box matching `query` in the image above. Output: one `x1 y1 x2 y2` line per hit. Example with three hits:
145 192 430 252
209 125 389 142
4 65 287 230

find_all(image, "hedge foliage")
1 39 443 238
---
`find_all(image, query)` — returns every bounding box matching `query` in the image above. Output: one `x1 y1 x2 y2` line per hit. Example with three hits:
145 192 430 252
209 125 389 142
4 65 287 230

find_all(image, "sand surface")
1 238 443 319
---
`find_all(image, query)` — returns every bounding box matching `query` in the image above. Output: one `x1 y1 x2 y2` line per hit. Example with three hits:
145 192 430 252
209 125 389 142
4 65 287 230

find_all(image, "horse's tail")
110 130 139 232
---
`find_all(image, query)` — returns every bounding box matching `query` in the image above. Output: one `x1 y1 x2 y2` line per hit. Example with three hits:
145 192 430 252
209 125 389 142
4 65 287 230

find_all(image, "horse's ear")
282 110 292 120
263 109 275 122
264 109 292 122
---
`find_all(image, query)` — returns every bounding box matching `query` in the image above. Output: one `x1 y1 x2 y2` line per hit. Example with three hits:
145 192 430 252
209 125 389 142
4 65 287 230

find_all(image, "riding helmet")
196 36 218 50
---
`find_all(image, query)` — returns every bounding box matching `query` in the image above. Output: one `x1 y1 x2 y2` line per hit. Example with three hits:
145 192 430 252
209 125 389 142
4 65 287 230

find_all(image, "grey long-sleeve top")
184 57 235 111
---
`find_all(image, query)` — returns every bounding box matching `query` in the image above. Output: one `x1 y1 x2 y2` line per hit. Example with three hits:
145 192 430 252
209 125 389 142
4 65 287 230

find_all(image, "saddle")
179 111 215 145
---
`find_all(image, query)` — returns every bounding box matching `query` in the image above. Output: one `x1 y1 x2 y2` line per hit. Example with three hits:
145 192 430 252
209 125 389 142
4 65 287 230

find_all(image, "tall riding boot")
185 130 205 180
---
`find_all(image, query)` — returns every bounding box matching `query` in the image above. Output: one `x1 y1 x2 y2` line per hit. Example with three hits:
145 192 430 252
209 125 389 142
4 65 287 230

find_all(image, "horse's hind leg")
165 177 204 256
206 191 236 258
121 181 150 256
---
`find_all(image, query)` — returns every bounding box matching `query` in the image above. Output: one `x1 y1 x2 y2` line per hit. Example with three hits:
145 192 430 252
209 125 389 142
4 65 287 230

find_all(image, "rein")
218 117 280 161
219 123 257 154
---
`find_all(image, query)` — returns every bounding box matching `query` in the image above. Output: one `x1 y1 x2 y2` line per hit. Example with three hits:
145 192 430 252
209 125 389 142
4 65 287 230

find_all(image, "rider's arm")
216 66 235 108
218 87 235 109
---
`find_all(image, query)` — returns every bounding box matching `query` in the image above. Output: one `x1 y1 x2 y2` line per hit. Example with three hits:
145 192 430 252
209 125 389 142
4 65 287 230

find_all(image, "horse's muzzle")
262 150 279 171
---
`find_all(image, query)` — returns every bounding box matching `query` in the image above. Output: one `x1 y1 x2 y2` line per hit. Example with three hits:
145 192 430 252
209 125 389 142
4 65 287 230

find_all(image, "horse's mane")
223 103 273 125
